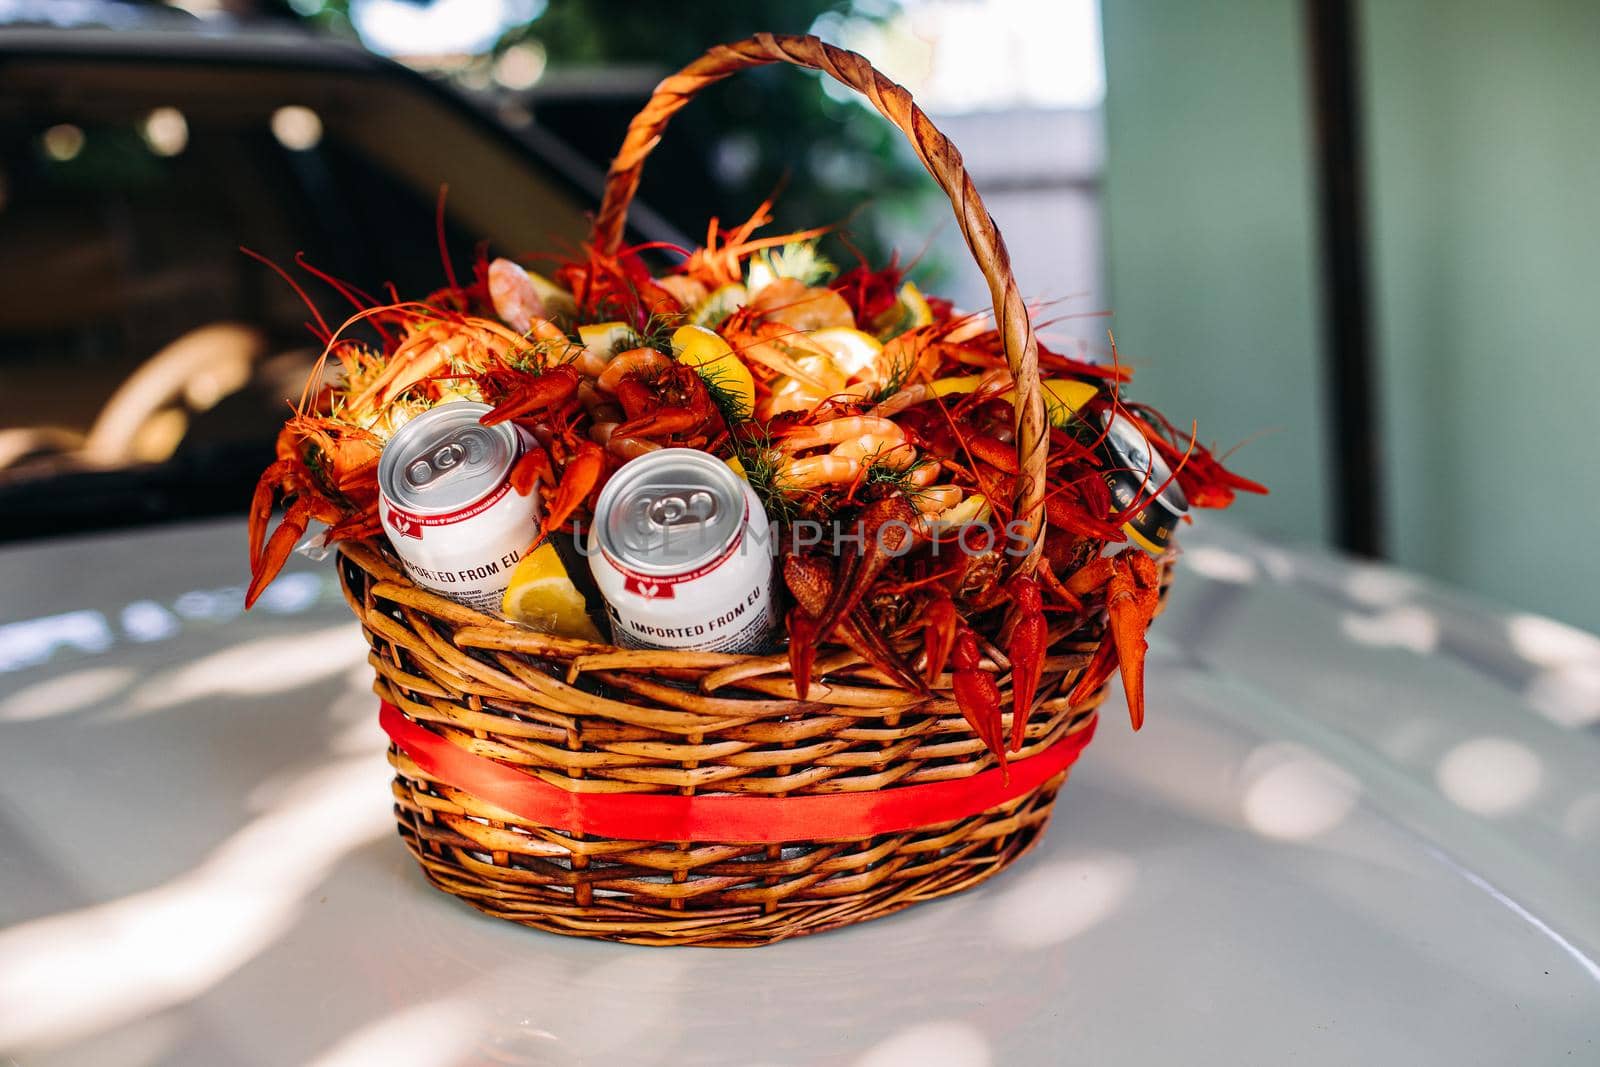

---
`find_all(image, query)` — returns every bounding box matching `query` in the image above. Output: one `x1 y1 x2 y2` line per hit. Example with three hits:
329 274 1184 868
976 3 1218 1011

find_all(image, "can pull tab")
403 426 492 492
648 489 718 529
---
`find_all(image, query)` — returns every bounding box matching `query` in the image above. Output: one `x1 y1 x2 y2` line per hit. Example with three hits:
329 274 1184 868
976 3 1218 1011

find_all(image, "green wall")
1361 0 1600 632
1101 0 1330 547
1103 0 1600 632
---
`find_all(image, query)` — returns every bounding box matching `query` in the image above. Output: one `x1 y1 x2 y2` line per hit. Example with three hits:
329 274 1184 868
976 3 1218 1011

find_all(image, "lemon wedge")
501 543 605 642
578 321 635 361
925 375 1099 415
692 282 747 327
672 324 756 418
808 327 884 379
937 494 991 527
872 280 936 338
525 270 578 328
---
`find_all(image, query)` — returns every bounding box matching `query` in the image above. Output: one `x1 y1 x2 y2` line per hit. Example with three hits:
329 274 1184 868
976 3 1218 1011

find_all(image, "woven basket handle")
593 32 1048 563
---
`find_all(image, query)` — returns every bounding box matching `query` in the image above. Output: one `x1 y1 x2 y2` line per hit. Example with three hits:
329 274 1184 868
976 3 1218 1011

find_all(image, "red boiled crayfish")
783 552 925 698
1066 549 1163 730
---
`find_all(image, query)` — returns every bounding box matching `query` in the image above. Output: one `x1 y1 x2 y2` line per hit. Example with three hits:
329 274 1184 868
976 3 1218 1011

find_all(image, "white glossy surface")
2 517 1598 1065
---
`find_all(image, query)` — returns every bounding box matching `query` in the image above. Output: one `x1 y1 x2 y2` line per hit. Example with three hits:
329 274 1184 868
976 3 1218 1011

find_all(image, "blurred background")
0 0 1594 633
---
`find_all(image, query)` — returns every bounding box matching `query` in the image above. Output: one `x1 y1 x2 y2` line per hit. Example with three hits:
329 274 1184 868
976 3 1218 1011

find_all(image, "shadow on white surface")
0 755 392 1053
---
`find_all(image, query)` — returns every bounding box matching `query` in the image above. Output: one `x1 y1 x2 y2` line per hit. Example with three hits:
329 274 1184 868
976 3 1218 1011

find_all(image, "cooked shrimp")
778 454 863 489
488 258 542 333
832 433 917 469
590 421 661 461
779 415 904 453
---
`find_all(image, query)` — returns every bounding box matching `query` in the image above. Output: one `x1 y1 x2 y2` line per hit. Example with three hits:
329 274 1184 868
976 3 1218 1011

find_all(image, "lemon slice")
924 375 1099 415
872 280 936 338
672 324 755 418
501 543 605 641
808 327 884 379
898 281 934 327
937 494 991 527
525 270 578 328
578 321 635 361
692 282 747 327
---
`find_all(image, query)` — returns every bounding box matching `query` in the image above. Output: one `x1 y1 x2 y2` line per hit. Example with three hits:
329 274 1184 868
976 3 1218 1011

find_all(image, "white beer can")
587 448 776 652
377 402 538 613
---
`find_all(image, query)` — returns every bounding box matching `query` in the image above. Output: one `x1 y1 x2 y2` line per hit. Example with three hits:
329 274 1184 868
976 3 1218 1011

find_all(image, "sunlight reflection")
855 1020 993 1067
122 600 181 643
1343 564 1422 607
1239 742 1361 841
1340 605 1439 654
1183 544 1258 584
255 572 325 614
305 996 482 1067
122 624 366 715
1523 663 1600 728
1257 546 1296 582
1435 737 1543 817
0 665 136 722
1506 613 1600 728
0 610 113 672
0 755 392 1052
1507 613 1600 667
171 587 245 622
0 575 332 675
985 852 1135 948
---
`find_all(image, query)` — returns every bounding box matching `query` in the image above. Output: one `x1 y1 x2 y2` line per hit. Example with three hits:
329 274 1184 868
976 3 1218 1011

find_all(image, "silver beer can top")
594 448 748 576
377 402 518 515
1101 411 1190 515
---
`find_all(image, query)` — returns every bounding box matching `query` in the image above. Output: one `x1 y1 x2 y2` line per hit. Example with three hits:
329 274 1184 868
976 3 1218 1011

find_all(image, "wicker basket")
344 33 1167 947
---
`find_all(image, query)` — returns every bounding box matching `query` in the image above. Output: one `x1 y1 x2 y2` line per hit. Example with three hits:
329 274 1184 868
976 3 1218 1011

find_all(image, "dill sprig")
868 349 920 405
696 361 752 426
752 239 836 288
865 454 937 496
732 430 801 528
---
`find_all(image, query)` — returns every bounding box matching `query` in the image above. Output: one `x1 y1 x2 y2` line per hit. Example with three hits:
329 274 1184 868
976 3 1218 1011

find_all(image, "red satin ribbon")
379 700 1094 844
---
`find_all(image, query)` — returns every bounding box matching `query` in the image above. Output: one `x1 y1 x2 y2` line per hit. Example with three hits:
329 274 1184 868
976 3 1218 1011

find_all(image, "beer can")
587 448 776 652
377 402 537 612
1101 411 1188 555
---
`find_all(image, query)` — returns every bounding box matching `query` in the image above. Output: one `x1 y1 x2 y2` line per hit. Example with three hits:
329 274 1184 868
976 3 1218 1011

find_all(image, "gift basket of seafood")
245 34 1263 946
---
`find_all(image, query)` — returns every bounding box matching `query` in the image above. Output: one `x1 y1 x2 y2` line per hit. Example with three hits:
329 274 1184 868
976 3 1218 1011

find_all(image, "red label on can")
381 478 515 537
603 522 743 603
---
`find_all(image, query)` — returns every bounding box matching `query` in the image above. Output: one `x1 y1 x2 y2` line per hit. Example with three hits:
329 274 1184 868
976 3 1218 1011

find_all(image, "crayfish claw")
1006 575 1048 751
817 492 917 640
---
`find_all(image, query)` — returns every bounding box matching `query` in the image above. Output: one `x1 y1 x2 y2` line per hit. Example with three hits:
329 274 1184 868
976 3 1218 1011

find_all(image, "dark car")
0 7 677 541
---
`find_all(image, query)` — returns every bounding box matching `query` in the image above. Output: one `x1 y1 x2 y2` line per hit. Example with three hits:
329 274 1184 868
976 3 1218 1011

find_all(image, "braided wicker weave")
346 33 1158 947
